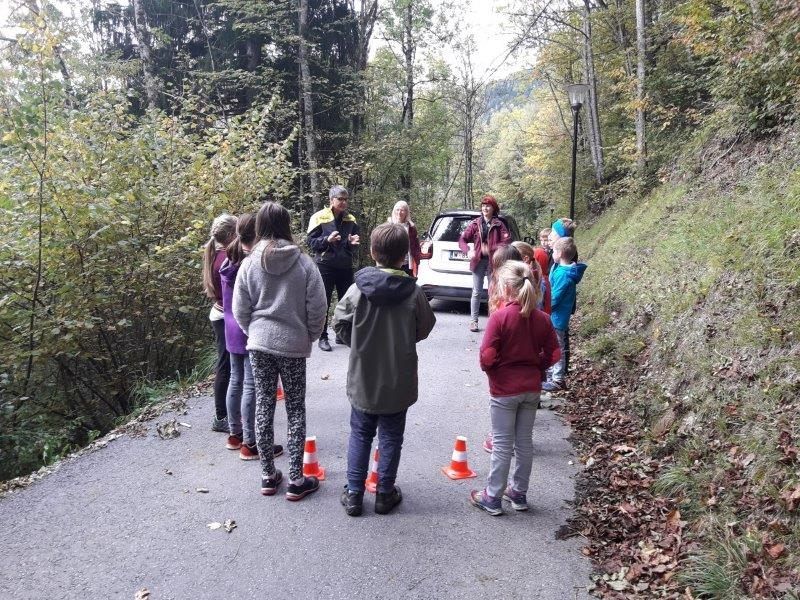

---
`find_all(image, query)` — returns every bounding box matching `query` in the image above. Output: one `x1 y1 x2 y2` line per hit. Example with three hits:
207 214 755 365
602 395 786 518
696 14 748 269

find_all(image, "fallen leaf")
223 519 237 533
164 469 173 475
766 543 785 559
320 373 330 380
178 422 191 428
134 589 150 600
207 522 222 530
607 579 629 591
196 487 209 493
156 419 180 440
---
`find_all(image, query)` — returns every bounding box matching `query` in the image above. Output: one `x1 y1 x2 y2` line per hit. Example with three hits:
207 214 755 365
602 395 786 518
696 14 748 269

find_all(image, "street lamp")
566 83 589 222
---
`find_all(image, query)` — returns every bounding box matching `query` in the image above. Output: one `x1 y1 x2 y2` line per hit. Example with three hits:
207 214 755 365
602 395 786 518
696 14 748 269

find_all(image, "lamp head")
567 83 589 110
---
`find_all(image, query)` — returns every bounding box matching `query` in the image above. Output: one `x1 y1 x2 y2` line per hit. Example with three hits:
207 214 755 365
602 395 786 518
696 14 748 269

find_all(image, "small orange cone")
302 435 326 480
364 447 379 493
441 435 477 479
276 376 284 401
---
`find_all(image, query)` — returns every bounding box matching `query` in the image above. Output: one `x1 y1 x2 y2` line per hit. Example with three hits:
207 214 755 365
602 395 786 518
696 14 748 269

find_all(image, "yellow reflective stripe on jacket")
307 207 357 233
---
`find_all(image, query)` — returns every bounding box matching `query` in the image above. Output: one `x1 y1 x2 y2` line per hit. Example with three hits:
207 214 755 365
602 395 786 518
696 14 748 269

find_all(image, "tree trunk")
614 0 634 78
245 36 261 106
298 0 321 210
131 0 159 110
582 0 604 186
399 1 414 202
635 0 647 176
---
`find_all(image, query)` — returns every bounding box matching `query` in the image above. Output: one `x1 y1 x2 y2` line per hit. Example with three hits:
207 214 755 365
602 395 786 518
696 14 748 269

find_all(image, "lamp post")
566 83 589 222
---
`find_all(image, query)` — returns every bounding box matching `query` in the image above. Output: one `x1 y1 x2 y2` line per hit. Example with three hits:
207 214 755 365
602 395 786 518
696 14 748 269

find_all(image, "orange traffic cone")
441 435 477 479
302 436 326 480
276 376 284 401
364 447 379 493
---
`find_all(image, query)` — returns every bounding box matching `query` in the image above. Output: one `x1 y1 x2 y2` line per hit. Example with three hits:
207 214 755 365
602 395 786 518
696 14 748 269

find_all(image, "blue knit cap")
552 220 568 238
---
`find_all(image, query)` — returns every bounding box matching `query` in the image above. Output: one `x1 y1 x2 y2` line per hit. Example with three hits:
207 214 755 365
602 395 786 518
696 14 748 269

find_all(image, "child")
542 237 587 392
547 219 578 375
483 244 523 455
538 227 551 251
220 213 283 460
232 202 328 501
487 244 522 311
333 223 436 516
470 261 561 515
202 214 237 433
512 241 551 314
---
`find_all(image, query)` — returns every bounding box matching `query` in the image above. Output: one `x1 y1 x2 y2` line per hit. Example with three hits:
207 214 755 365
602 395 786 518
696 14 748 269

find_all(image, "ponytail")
494 261 542 317
202 237 218 299
227 212 257 265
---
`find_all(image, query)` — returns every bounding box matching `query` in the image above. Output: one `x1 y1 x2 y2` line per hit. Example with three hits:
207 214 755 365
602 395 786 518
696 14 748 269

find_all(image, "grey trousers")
226 352 256 445
551 328 567 382
470 258 491 321
486 392 540 498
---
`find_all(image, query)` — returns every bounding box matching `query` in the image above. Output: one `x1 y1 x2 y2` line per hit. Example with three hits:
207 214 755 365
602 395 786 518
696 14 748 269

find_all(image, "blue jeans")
226 353 256 444
552 328 567 382
486 392 539 498
347 407 407 494
470 258 491 321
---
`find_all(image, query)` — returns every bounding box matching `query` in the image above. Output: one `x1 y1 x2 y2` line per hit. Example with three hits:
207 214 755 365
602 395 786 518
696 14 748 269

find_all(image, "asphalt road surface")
0 301 592 600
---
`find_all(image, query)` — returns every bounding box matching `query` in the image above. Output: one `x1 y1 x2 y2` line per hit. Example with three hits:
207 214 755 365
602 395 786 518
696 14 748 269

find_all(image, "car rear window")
429 216 472 242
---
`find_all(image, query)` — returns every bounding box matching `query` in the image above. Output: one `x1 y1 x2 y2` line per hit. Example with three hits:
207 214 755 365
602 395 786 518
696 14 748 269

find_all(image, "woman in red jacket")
458 195 511 332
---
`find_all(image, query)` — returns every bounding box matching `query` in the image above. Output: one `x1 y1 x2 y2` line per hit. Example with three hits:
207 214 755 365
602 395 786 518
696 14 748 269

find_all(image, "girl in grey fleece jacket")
232 202 327 500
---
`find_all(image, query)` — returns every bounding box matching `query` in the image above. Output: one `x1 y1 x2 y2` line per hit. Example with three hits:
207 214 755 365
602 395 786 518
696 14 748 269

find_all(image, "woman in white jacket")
233 201 327 501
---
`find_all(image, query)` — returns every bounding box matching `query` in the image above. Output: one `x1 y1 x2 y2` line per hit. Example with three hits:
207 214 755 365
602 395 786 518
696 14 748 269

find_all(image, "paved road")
0 301 592 600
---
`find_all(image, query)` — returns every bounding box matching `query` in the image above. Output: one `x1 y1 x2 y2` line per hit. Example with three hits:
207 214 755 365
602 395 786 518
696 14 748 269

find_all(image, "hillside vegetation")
576 126 800 596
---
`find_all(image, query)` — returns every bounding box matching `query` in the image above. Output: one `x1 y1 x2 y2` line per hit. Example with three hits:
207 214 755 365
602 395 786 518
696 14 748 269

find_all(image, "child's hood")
249 239 301 275
219 258 240 285
354 266 417 306
566 262 588 283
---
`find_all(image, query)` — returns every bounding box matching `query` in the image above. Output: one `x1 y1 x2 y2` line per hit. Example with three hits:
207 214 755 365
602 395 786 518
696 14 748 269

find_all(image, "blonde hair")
389 200 414 227
553 236 578 262
202 214 237 299
491 260 541 317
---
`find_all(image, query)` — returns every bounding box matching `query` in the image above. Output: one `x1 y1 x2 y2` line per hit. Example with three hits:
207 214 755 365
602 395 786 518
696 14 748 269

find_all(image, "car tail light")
419 240 433 260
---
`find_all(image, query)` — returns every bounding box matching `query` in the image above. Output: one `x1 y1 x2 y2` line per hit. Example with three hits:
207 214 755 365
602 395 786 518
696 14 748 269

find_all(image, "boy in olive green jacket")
333 223 436 517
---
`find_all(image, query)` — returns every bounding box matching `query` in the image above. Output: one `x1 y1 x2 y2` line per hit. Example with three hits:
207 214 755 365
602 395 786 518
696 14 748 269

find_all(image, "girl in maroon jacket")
458 194 511 332
469 260 561 516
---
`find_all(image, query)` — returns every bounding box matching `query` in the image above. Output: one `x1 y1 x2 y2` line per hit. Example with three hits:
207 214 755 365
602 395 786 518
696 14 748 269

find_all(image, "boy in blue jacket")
542 237 586 392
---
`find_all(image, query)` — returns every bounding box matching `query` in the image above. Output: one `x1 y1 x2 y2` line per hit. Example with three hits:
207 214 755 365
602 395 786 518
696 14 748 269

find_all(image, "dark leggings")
212 319 230 420
317 264 354 339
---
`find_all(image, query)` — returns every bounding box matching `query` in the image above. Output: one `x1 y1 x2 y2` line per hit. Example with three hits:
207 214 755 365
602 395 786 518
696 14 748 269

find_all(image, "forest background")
0 0 798 596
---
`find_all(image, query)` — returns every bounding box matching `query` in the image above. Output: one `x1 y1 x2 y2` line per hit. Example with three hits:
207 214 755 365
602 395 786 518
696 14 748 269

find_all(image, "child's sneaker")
340 486 364 517
272 444 284 458
286 476 320 501
542 379 567 392
469 489 504 516
502 486 529 511
211 416 229 433
239 443 259 460
482 433 493 453
260 470 283 496
226 434 242 450
375 486 402 515
469 320 479 332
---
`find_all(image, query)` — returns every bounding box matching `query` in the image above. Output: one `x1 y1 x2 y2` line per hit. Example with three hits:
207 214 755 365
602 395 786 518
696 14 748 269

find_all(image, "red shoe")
482 433 493 454
226 434 242 450
240 443 259 461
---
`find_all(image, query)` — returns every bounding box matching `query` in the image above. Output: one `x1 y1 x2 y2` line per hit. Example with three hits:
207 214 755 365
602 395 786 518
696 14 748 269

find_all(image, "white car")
416 210 521 302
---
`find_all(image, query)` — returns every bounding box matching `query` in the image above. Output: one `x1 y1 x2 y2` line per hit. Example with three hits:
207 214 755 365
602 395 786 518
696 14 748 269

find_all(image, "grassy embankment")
577 127 800 595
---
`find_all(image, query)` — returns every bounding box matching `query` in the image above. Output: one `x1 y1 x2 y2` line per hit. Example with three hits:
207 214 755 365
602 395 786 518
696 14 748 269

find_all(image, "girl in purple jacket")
219 214 283 460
